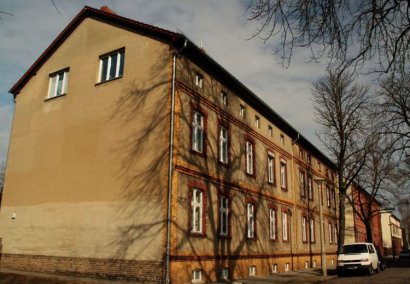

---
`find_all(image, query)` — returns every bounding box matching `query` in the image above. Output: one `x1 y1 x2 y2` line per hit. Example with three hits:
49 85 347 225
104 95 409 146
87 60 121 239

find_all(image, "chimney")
100 6 117 15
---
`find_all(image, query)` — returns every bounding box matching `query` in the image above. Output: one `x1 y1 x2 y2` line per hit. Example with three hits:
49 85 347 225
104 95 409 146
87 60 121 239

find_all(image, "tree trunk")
337 189 346 253
365 219 373 243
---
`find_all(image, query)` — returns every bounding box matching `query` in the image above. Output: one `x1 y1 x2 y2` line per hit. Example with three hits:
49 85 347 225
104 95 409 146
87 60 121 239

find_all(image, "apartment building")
381 212 403 258
0 6 337 283
344 184 383 254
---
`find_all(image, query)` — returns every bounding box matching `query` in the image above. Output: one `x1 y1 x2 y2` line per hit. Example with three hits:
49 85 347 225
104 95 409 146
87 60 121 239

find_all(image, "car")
337 243 379 277
399 249 410 259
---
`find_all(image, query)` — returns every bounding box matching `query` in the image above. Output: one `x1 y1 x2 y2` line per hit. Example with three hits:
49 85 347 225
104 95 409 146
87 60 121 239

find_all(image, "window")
318 162 322 172
280 159 287 189
191 189 203 234
313 260 317 268
332 188 336 209
328 222 333 244
326 186 331 207
307 154 312 165
302 215 307 243
334 224 338 244
269 208 277 240
247 203 256 239
305 261 309 269
268 125 273 137
307 175 313 200
240 104 245 118
220 268 229 280
282 210 288 241
280 134 285 145
299 170 306 197
246 140 254 176
255 116 260 128
48 68 69 98
272 264 278 273
285 263 289 271
219 196 229 236
192 111 204 153
299 148 304 159
99 49 124 82
310 218 315 243
267 152 275 184
220 91 228 106
192 270 202 282
219 125 228 164
195 73 203 88
249 266 256 276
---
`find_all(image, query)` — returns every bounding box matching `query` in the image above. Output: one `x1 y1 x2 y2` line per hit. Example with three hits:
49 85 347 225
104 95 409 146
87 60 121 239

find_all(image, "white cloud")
0 0 332 161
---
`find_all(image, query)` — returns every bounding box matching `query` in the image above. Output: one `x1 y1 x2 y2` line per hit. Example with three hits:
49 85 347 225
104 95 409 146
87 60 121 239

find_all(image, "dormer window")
99 49 124 83
48 68 69 99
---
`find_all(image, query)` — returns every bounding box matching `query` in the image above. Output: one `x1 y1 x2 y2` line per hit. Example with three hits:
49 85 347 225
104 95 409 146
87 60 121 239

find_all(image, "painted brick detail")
0 254 163 283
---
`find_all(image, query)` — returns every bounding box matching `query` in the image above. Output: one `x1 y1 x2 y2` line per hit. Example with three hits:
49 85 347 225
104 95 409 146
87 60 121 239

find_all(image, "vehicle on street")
399 249 410 259
337 243 379 277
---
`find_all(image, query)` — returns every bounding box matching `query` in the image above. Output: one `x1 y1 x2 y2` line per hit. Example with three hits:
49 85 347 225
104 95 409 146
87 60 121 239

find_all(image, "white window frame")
220 91 228 106
220 196 229 236
302 215 307 242
192 111 204 153
299 170 305 197
191 189 203 233
280 159 287 189
249 266 256 276
48 69 69 98
269 208 277 240
219 126 228 163
267 152 275 184
282 211 288 241
310 218 315 242
98 49 124 82
240 104 245 118
268 125 273 137
255 116 260 128
285 263 289 272
272 264 278 273
326 186 331 207
247 203 255 238
220 268 229 280
307 175 313 200
195 73 203 88
280 134 285 145
246 141 254 175
328 222 333 244
192 269 202 283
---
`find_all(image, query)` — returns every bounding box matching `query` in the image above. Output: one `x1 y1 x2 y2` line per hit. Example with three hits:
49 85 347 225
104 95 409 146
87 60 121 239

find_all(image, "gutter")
165 38 187 284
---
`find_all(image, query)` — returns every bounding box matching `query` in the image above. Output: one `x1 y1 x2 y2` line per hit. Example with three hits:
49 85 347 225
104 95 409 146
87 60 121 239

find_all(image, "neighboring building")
381 212 403 258
344 184 383 254
0 6 338 283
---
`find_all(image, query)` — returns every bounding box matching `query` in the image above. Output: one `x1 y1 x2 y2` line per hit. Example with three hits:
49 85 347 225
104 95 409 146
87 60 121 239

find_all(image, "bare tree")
248 0 410 73
378 73 410 157
347 132 395 244
312 69 370 252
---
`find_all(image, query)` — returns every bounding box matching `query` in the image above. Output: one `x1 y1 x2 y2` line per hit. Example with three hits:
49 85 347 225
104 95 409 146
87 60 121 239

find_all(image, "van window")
368 245 375 253
340 244 368 254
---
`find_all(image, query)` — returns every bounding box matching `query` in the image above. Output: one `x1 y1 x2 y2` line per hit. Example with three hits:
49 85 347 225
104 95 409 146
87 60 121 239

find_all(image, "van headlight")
361 258 369 262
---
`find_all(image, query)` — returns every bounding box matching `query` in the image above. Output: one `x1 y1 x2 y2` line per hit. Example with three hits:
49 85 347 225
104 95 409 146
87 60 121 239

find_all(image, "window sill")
44 93 66 102
191 149 207 158
246 172 256 179
189 232 207 238
95 76 123 86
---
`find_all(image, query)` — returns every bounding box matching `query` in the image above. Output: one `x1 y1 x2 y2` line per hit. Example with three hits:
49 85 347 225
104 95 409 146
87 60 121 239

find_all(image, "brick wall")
0 254 163 283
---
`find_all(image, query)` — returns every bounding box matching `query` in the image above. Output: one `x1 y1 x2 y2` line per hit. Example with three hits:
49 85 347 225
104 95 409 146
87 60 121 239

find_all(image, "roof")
9 6 336 170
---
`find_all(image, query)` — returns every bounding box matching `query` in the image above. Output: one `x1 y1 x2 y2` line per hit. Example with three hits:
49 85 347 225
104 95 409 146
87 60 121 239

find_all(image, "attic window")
99 49 124 83
47 68 69 99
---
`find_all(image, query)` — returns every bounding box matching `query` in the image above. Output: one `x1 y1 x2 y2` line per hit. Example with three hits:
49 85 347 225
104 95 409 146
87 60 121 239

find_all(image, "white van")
337 242 379 276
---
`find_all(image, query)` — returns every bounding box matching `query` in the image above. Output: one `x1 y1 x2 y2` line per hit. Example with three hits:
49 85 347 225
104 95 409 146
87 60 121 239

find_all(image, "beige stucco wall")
0 17 172 260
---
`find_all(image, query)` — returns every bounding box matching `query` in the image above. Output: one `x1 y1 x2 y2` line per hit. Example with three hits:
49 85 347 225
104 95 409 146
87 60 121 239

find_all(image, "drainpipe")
165 39 187 284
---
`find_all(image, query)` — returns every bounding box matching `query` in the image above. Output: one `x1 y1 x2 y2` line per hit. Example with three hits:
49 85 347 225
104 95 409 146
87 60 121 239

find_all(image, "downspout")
290 132 300 270
165 39 187 284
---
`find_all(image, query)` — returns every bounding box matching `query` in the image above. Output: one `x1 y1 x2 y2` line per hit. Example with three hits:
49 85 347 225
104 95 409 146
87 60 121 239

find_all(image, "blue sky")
0 0 331 163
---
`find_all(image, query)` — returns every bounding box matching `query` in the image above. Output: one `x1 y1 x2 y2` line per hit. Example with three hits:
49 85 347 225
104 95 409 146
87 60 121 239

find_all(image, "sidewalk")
233 268 337 284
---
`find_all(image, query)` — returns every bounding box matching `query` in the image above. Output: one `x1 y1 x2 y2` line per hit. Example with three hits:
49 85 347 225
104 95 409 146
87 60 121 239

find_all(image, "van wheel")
368 266 374 276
